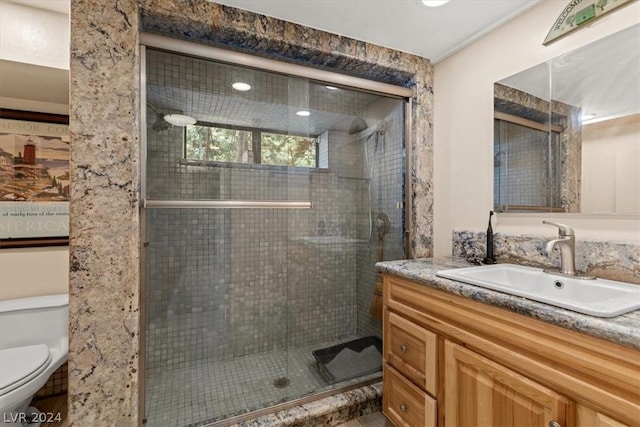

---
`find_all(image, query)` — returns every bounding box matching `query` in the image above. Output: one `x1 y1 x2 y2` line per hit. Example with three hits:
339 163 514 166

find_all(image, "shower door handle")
143 199 312 209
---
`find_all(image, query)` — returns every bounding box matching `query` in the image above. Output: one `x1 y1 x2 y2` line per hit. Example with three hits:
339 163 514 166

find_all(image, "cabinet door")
385 310 438 395
445 341 573 427
384 363 437 427
576 404 630 427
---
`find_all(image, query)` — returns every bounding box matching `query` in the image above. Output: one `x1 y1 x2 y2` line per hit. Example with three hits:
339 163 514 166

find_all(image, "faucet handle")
542 220 574 236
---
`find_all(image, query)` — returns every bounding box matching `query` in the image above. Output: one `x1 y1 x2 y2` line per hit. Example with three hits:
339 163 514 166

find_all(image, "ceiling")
12 0 541 63
5 0 638 126
214 0 540 63
3 0 541 113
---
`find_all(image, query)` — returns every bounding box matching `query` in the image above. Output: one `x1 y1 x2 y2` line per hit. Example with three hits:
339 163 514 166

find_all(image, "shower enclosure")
141 35 410 426
494 119 562 212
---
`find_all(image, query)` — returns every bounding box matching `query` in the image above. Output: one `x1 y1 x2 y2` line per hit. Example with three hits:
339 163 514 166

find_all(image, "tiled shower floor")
145 336 381 427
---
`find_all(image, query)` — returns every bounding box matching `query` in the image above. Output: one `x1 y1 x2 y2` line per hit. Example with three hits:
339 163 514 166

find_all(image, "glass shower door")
142 43 407 426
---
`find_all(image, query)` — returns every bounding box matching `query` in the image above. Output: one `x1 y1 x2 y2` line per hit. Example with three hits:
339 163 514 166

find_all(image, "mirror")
494 24 639 214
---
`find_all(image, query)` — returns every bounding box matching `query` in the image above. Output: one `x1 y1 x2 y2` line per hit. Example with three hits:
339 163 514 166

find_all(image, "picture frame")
0 109 70 249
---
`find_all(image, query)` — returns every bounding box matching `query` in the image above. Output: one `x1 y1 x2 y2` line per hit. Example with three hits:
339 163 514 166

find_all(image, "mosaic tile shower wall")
144 48 406 379
494 120 559 209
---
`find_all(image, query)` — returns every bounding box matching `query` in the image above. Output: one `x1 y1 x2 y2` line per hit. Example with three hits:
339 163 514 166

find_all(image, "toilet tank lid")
0 294 68 314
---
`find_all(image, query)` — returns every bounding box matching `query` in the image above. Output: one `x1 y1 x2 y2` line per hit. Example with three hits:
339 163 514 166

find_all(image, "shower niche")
141 39 408 426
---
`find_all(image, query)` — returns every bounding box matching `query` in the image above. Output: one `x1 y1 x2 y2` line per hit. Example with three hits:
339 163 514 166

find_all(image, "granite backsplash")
453 231 640 285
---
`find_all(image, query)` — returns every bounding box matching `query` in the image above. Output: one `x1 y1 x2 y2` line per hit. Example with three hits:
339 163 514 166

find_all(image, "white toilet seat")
0 344 51 396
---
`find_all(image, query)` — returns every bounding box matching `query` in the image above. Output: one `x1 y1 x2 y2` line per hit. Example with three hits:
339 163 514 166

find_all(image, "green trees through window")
186 124 316 168
261 132 315 167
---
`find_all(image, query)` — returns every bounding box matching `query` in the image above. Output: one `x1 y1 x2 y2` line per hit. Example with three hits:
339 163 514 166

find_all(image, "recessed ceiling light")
232 82 251 91
164 114 197 127
421 0 450 7
296 110 311 117
325 86 338 90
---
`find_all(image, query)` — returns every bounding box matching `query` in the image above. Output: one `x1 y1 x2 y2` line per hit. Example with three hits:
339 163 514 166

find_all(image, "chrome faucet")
542 221 595 279
543 220 576 276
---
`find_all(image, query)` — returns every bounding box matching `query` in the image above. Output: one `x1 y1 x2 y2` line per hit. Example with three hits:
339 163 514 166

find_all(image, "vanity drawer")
383 363 436 427
384 310 437 395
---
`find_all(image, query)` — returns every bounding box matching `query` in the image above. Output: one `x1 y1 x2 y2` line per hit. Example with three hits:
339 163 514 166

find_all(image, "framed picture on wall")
0 109 70 249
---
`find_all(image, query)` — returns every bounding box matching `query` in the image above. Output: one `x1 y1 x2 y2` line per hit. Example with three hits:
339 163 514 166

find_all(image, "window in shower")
185 123 317 167
186 124 254 163
143 42 408 427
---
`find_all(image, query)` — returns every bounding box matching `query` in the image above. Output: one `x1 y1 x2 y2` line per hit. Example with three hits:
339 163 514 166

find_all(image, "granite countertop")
376 257 640 351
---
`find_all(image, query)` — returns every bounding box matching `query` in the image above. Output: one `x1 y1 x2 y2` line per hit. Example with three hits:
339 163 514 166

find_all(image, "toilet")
0 295 68 427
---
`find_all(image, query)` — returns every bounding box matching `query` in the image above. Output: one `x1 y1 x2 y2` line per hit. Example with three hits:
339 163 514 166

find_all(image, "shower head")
348 117 369 135
152 112 172 132
148 103 172 132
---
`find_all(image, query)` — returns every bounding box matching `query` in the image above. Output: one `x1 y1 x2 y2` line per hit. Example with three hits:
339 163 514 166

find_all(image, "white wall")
433 1 640 256
0 1 70 300
0 0 69 115
0 246 69 300
0 0 69 69
582 115 640 214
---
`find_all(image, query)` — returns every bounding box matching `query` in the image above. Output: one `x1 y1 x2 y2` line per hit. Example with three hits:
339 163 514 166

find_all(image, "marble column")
69 1 140 425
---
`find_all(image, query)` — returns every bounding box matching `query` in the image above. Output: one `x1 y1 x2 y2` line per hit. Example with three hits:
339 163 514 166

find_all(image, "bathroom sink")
436 264 640 318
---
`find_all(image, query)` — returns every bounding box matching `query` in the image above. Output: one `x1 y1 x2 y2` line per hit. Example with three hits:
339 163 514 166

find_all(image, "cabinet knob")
549 421 561 427
400 344 408 353
399 403 406 413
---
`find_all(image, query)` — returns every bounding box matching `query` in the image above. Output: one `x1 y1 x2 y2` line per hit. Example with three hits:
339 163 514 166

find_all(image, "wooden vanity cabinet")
382 274 640 427
445 341 573 427
384 364 436 427
383 310 438 426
